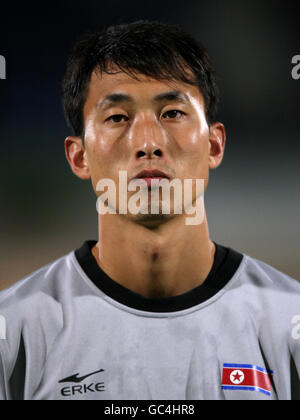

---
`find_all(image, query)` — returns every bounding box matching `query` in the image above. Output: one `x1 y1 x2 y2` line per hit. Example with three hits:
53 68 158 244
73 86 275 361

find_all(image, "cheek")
85 139 126 196
190 118 209 149
84 142 112 193
85 118 110 157
85 115 128 164
85 120 117 175
176 124 210 169
176 113 209 149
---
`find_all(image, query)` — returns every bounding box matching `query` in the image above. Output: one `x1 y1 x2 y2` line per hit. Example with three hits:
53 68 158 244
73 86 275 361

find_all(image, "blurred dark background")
0 0 299 290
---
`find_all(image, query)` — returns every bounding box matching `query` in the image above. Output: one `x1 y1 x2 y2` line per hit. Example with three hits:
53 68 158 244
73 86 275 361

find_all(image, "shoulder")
233 251 300 325
0 251 77 315
234 252 300 355
0 250 83 363
241 253 300 294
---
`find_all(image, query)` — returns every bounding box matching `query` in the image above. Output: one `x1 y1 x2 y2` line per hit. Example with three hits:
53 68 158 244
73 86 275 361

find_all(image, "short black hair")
62 20 220 139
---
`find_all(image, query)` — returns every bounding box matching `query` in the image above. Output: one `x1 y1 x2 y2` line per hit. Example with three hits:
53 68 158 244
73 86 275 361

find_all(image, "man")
0 20 299 401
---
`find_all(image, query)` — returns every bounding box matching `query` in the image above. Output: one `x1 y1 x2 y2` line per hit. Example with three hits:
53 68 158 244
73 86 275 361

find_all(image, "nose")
129 113 167 161
136 147 163 159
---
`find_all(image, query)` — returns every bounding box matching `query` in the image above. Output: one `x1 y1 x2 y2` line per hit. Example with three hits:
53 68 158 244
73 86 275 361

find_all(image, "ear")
208 122 226 169
64 136 91 180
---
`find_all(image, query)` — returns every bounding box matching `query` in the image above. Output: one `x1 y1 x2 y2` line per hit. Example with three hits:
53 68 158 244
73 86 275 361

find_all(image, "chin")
127 212 176 229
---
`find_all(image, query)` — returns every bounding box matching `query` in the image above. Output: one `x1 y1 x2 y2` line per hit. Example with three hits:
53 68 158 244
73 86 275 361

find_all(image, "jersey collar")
75 240 243 313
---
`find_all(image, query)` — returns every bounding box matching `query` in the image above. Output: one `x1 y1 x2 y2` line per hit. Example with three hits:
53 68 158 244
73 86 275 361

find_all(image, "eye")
162 110 186 120
106 114 129 124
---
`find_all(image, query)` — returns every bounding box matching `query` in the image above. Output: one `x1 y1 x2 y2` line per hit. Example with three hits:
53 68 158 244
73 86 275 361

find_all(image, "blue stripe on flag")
221 385 271 396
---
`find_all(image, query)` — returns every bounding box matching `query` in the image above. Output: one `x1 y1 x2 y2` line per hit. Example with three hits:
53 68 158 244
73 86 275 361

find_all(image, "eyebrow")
96 93 133 110
96 90 190 110
153 91 189 104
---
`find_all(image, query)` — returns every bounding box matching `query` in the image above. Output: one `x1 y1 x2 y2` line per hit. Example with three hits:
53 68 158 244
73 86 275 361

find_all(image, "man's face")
67 68 225 224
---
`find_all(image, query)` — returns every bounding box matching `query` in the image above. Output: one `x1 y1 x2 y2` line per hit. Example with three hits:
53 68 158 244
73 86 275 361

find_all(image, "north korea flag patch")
221 363 273 396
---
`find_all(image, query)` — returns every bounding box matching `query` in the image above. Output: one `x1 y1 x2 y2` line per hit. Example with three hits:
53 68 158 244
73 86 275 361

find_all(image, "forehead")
84 69 205 110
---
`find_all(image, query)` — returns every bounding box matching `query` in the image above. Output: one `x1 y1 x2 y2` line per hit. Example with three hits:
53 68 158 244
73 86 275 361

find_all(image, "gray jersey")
0 240 299 400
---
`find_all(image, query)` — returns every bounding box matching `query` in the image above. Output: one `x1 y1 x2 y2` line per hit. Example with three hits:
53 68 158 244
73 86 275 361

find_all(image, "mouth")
132 169 171 186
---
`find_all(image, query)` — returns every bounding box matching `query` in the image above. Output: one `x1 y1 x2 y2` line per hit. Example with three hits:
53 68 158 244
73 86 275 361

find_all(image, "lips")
130 169 171 187
133 169 170 180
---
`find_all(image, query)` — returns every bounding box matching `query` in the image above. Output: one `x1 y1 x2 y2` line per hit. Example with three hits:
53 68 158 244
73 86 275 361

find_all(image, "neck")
92 211 216 298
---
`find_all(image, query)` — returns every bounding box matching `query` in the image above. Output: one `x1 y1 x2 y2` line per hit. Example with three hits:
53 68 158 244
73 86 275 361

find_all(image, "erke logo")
59 369 105 397
0 55 6 80
0 316 6 340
